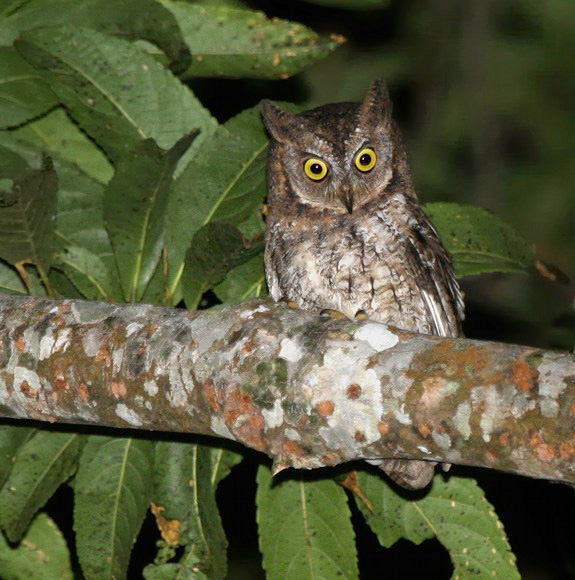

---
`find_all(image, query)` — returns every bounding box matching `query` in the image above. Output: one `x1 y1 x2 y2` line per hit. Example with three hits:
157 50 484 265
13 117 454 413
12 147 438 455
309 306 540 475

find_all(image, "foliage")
0 0 563 577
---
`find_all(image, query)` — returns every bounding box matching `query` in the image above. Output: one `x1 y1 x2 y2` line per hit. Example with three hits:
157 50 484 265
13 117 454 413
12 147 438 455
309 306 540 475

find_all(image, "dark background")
43 0 575 577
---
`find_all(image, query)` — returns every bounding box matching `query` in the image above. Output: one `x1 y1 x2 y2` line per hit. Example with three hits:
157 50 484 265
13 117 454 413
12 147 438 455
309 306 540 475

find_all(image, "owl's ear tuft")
260 100 297 143
358 78 393 131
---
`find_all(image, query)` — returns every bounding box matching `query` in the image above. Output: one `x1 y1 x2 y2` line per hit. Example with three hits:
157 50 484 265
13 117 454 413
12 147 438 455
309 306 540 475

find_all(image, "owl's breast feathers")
265 193 464 337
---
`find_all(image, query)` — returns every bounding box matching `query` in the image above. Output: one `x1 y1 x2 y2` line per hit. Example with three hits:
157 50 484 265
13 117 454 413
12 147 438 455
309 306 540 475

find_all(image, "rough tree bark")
0 293 573 484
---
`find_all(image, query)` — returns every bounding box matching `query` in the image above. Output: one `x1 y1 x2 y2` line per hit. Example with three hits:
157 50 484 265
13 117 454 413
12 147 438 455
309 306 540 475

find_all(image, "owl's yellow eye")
304 158 328 181
355 148 377 172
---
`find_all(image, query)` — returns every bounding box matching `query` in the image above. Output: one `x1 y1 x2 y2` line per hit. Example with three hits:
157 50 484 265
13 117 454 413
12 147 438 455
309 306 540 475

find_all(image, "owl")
261 79 465 490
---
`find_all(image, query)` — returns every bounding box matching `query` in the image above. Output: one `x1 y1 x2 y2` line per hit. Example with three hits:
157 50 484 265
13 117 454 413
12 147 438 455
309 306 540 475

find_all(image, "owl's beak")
339 190 354 214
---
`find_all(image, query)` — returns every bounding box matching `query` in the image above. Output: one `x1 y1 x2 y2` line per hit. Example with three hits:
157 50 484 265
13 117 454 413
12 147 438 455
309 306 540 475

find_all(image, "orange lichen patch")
559 443 574 459
498 432 510 447
486 450 498 463
203 379 219 412
15 333 26 352
150 503 181 546
283 439 305 460
534 443 555 463
418 423 431 438
317 401 335 417
347 384 362 400
224 390 266 450
320 452 340 466
96 344 112 366
78 384 90 403
530 432 543 447
111 381 127 399
530 432 555 463
20 381 37 398
354 430 366 443
570 403 575 417
54 377 68 391
511 359 537 393
377 422 390 437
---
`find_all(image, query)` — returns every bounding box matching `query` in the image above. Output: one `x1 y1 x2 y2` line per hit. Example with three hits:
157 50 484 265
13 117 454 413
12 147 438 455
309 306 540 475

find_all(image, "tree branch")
0 293 574 483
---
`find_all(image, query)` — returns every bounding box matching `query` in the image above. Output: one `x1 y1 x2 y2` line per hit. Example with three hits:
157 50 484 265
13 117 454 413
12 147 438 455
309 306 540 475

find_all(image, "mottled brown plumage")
261 80 464 489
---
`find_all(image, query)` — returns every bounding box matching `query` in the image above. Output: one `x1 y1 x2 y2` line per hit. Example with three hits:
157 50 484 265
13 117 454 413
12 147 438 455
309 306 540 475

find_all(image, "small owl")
261 80 464 490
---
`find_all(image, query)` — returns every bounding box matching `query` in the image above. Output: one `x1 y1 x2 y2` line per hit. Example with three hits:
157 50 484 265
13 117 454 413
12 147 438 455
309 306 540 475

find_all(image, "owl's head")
261 79 411 214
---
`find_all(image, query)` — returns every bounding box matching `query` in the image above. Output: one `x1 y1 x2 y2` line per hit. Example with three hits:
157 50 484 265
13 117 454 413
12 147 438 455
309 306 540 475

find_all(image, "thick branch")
0 293 574 483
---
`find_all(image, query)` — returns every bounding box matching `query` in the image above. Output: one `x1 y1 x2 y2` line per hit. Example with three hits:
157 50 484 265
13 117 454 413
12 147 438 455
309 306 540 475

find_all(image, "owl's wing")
404 209 465 338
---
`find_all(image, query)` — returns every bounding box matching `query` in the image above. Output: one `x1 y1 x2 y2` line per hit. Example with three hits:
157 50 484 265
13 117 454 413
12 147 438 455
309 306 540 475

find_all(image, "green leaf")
0 47 57 129
0 154 57 272
146 442 227 579
165 106 268 303
105 135 195 303
210 447 243 488
74 436 154 580
16 26 217 164
355 472 520 579
0 426 34 488
0 513 73 580
183 222 263 309
0 431 83 542
164 3 344 79
214 253 266 304
256 466 358 580
0 0 190 68
424 202 534 277
10 108 114 185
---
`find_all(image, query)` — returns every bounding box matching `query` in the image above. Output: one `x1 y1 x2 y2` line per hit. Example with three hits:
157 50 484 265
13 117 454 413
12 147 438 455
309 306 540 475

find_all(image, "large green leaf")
0 426 34 488
183 222 263 309
74 436 154 580
0 0 190 67
165 106 268 303
104 135 195 303
16 26 217 164
0 154 57 272
162 2 344 79
256 466 358 580
145 442 227 579
355 472 520 579
0 47 57 129
10 108 114 185
214 253 266 304
424 202 534 277
0 431 83 542
0 513 73 580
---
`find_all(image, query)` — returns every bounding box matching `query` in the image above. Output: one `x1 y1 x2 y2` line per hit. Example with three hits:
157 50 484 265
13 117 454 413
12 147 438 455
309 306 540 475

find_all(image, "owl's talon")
283 299 299 310
354 310 369 321
320 308 347 320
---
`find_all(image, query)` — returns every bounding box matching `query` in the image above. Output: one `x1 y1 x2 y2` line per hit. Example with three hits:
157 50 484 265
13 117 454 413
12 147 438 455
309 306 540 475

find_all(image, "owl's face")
261 80 400 214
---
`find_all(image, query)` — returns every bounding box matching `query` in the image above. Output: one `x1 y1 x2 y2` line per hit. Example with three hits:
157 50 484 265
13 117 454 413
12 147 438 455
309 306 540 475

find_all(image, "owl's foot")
367 458 436 490
283 299 299 310
354 310 369 321
320 308 347 319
